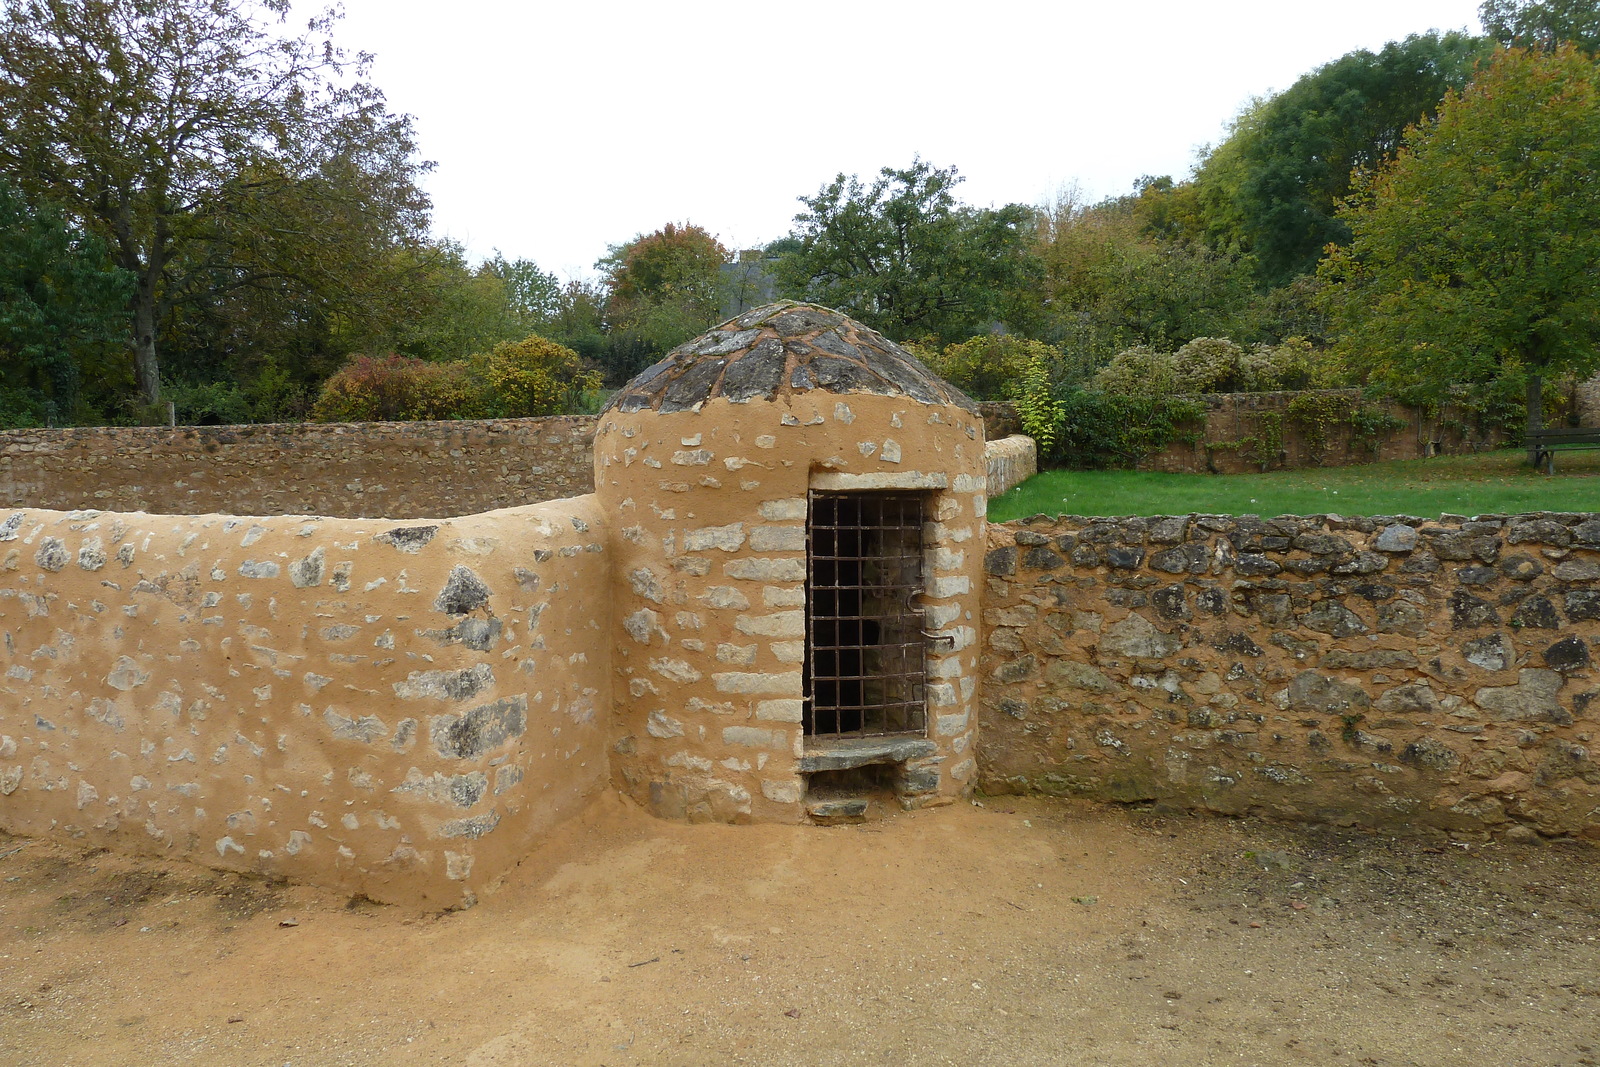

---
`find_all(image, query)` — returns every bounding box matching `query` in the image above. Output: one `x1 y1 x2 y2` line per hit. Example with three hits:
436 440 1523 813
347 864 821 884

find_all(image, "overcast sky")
316 0 1488 280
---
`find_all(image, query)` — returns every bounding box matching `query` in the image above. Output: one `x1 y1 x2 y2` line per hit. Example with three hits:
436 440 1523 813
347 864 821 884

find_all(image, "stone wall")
1578 373 1600 427
0 498 613 908
1141 391 1509 474
0 417 598 519
985 435 1037 497
979 512 1600 841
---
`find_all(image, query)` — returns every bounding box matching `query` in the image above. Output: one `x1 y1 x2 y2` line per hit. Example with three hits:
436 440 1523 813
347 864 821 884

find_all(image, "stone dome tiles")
605 301 978 414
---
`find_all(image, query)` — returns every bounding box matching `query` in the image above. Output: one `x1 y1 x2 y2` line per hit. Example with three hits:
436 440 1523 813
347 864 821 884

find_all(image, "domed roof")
604 301 977 415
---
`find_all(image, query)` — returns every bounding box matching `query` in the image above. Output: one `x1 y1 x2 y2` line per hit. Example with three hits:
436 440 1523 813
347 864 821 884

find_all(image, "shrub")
482 335 601 417
311 354 488 422
922 335 1064 401
1094 335 1319 396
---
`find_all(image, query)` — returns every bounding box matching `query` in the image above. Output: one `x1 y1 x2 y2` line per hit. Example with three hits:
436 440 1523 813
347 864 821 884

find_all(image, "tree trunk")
132 272 160 406
1526 372 1544 467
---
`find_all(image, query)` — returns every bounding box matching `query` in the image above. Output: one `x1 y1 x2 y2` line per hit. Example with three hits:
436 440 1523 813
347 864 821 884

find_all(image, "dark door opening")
805 491 927 740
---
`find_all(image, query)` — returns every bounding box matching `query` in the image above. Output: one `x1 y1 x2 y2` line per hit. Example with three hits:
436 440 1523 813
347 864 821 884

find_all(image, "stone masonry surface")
0 498 612 908
980 511 1600 841
0 417 598 519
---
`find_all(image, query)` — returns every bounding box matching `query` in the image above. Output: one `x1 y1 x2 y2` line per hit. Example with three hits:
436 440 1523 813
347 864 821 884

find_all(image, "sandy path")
2 795 1596 1066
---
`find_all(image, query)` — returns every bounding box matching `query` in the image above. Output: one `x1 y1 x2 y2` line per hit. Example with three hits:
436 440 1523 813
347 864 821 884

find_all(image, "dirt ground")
2 795 1597 1067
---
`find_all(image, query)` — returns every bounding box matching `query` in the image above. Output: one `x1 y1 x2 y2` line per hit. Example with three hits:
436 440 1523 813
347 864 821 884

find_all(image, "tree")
1320 46 1600 416
0 0 431 406
1481 0 1600 51
594 222 728 383
0 179 130 423
1190 32 1492 285
774 160 1035 345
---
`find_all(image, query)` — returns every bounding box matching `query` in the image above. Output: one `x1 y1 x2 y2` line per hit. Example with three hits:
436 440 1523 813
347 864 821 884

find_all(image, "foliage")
0 0 431 405
310 354 487 423
1320 45 1600 399
1481 0 1600 51
1028 188 1262 365
775 160 1034 345
1044 390 1204 469
481 335 600 418
1014 355 1066 455
1092 337 1316 396
1284 392 1406 462
919 335 1062 401
595 222 727 384
1188 32 1492 285
0 180 131 425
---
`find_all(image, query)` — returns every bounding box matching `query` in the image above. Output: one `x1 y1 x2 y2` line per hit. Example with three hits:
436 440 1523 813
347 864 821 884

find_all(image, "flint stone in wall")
1400 553 1441 575
1449 590 1499 629
1507 518 1571 547
1373 524 1419 553
290 547 325 588
0 512 23 540
1153 585 1189 620
1301 601 1368 637
1100 613 1181 659
238 559 279 579
1151 543 1209 574
392 769 487 807
1024 546 1064 570
1463 633 1511 671
395 663 494 702
1401 737 1460 771
1554 559 1600 582
1014 531 1051 546
1288 670 1371 714
375 525 438 552
1107 546 1146 570
35 537 67 572
1574 518 1600 545
431 695 528 759
421 617 503 652
434 565 491 615
1475 669 1566 723
992 654 1037 683
1233 553 1281 577
1457 566 1497 587
1212 631 1263 657
1544 636 1591 673
324 709 389 744
1330 552 1388 576
1375 683 1439 713
1499 554 1544 581
438 809 502 839
1046 660 1116 693
1377 601 1426 636
77 540 105 571
1293 533 1354 556
1148 516 1189 544
984 546 1017 576
1323 648 1419 670
1567 590 1600 621
1429 531 1501 563
1510 595 1560 630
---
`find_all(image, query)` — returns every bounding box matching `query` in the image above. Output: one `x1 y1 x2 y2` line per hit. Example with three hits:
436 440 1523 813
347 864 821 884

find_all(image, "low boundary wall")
979 511 1600 841
0 498 612 908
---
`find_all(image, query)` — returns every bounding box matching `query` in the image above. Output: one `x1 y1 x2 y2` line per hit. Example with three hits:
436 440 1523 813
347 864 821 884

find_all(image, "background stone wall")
0 497 613 908
979 511 1600 841
0 417 598 518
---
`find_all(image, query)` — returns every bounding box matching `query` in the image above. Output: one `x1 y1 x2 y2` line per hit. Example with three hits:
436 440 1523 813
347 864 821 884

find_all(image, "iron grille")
805 491 927 739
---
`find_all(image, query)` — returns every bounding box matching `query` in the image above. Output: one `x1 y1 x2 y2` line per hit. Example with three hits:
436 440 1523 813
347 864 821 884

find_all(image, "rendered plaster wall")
0 417 598 519
595 394 987 823
979 512 1600 840
0 498 612 908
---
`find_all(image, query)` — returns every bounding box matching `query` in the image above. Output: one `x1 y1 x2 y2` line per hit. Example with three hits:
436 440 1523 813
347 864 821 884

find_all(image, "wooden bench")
1527 426 1600 473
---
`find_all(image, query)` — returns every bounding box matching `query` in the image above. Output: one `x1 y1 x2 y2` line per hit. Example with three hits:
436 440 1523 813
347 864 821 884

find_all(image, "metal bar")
804 490 928 741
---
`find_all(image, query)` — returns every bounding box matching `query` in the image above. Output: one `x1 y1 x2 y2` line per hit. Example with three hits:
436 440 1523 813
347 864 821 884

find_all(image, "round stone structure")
595 301 988 823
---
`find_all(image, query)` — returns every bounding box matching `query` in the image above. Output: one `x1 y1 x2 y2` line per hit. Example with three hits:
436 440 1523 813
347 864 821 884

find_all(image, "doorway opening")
804 491 927 741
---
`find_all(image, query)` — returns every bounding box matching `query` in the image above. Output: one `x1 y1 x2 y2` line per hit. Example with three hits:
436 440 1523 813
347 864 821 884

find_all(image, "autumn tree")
1320 45 1600 423
774 160 1034 345
595 222 728 382
0 0 431 406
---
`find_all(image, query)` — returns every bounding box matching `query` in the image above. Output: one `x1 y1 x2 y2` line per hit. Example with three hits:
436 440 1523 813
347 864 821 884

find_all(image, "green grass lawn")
989 449 1600 521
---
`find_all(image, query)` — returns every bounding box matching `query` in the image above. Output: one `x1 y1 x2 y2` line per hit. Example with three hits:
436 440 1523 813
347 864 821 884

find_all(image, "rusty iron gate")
805 491 928 740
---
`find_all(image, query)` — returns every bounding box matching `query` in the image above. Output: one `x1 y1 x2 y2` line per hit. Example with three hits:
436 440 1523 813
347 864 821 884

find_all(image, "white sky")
317 0 1488 280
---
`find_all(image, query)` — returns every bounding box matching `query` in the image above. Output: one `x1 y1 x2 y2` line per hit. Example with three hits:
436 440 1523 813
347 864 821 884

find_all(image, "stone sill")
799 735 935 773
